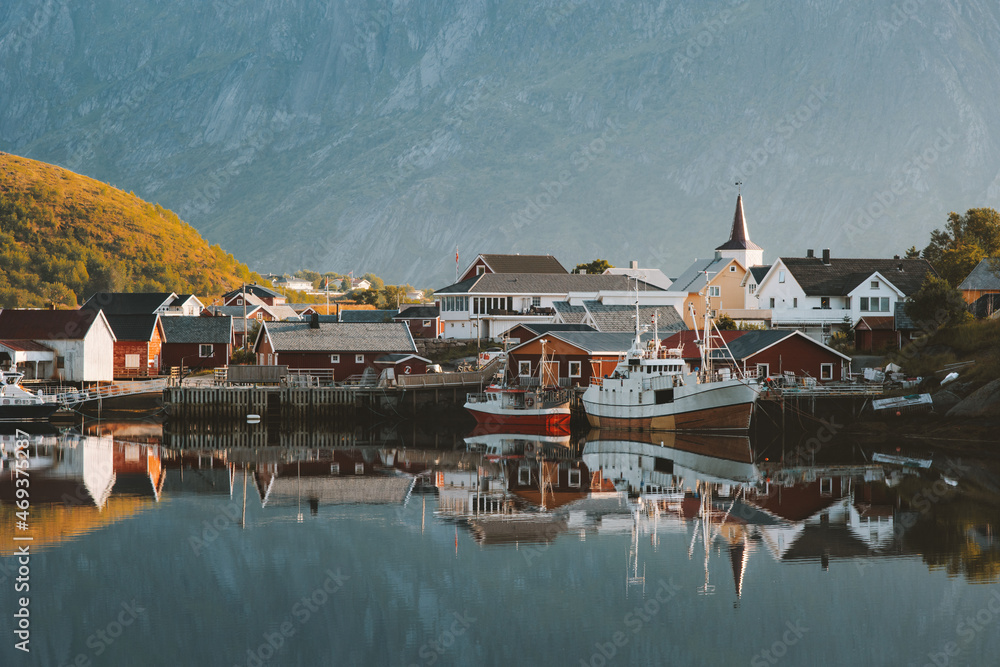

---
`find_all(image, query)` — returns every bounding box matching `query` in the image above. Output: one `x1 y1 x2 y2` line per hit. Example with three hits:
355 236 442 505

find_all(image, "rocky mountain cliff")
3 0 1000 285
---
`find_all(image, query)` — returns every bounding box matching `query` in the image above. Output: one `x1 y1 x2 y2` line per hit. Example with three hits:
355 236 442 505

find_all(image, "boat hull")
0 403 59 423
582 379 756 432
464 402 570 429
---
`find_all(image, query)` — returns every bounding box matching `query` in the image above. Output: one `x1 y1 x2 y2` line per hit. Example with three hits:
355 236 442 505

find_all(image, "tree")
573 259 613 274
361 273 385 291
904 274 971 329
921 208 1000 285
714 314 737 330
903 246 920 259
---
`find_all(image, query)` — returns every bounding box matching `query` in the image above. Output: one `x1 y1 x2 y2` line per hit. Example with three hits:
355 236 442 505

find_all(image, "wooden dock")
164 386 365 421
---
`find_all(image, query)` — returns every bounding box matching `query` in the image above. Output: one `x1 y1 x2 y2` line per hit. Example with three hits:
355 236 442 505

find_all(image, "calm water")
1 421 999 667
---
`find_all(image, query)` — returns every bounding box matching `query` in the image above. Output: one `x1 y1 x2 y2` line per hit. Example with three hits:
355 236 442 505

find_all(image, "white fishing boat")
464 340 571 429
582 290 759 431
0 368 59 422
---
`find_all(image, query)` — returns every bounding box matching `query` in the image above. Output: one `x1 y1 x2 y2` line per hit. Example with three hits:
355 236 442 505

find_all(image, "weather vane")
735 181 742 195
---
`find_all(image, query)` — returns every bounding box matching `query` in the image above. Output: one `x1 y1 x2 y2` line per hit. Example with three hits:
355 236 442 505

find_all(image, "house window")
355 354 364 363
793 298 798 308
568 469 582 487
769 298 775 308
532 297 541 308
330 463 340 475
355 463 365 474
820 297 830 309
569 361 581 378
820 363 833 380
518 467 531 485
476 265 486 275
236 298 243 305
749 284 756 294
57 356 65 369
708 286 721 297
870 280 879 289
199 344 213 357
756 363 769 378
422 320 432 327
729 265 737 272
125 354 140 368
844 297 851 309
778 271 785 283
519 361 531 376
330 354 340 363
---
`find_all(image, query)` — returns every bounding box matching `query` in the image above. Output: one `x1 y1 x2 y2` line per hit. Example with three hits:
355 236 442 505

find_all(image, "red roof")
660 330 749 361
0 309 104 340
0 340 54 352
855 316 895 331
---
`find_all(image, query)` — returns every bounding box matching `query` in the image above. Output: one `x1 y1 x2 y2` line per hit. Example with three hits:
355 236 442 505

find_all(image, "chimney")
822 248 831 265
806 249 814 258
630 260 639 269
310 312 320 329
714 250 722 260
893 255 900 260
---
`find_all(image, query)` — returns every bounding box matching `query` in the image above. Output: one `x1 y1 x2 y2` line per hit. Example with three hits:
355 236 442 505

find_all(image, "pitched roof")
749 266 771 284
539 331 657 354
160 316 233 344
894 301 917 330
479 254 568 274
339 309 398 323
855 316 895 331
81 292 176 315
0 309 107 340
105 314 160 341
222 283 284 300
716 195 763 251
436 273 653 295
582 301 686 333
238 293 301 320
0 340 54 352
515 323 597 336
778 257 936 296
672 257 730 293
553 301 588 323
170 294 203 308
709 329 850 362
261 322 416 353
957 258 1000 291
395 305 439 319
203 305 265 318
602 267 673 290
660 330 749 361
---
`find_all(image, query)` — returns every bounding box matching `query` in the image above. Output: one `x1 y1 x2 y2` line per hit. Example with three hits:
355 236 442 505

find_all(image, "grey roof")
82 292 176 315
894 301 916 330
222 283 284 300
553 301 588 324
957 258 1000 291
672 258 729 293
395 305 439 319
602 268 673 291
778 257 937 296
105 314 160 341
478 254 568 274
749 266 771 283
709 330 849 361
524 331 657 354
515 323 597 335
261 322 416 353
582 301 686 333
204 305 264 317
436 273 657 295
374 353 432 364
160 316 233 344
339 309 398 323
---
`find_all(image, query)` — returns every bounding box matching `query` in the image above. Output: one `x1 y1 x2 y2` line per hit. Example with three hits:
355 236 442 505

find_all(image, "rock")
931 390 962 414
946 379 1000 418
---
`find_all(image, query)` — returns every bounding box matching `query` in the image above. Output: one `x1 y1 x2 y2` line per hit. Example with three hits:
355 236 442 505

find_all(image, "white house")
754 250 937 341
0 309 116 383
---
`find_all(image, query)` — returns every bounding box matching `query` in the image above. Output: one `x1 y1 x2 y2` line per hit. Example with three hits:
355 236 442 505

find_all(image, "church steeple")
715 194 764 267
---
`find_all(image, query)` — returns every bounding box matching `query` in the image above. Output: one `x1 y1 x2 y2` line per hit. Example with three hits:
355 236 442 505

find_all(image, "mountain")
0 152 260 307
2 1 1000 286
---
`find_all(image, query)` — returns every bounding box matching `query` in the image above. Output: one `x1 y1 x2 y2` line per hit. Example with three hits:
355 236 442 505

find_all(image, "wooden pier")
164 386 366 421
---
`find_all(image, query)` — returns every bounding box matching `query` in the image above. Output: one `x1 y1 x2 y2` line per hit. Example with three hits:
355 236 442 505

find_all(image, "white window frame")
330 354 340 363
355 463 364 474
476 265 486 275
330 463 340 475
778 270 786 283
355 354 364 363
756 363 769 378
518 467 531 485
422 320 432 327
769 298 775 308
729 265 737 272
820 363 833 380
708 286 721 297
793 298 798 308
568 469 582 488
199 344 213 358
519 361 531 376
124 354 140 368
870 280 879 289
568 361 581 378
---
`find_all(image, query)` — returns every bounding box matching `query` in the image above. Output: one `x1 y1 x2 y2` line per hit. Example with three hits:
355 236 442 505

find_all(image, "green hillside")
0 152 261 307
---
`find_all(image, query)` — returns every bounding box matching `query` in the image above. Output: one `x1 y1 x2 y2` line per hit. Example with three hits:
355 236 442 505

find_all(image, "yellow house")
673 254 749 328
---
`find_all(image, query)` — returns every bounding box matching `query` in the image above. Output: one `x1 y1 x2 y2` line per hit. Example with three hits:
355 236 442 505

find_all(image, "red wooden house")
507 331 652 388
854 316 899 353
159 316 234 371
709 329 851 381
393 305 442 338
105 314 165 378
253 317 417 382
